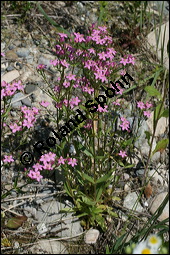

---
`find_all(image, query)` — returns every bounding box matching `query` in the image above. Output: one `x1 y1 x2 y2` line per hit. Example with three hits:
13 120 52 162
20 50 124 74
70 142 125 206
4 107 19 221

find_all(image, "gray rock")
21 97 32 107
6 66 14 71
84 229 100 244
149 192 169 223
11 92 24 109
16 48 30 58
5 50 18 60
29 239 68 254
38 53 56 69
2 70 20 83
123 192 143 213
35 200 83 238
25 84 37 94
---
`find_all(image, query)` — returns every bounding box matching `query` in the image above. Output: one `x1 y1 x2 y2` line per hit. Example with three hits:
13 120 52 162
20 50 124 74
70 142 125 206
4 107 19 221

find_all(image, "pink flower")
32 163 44 172
58 156 66 165
120 58 128 66
118 150 127 158
43 162 53 171
137 101 145 109
115 84 124 95
40 152 56 163
28 170 43 181
63 81 70 88
60 59 70 68
67 158 77 167
98 26 107 32
120 70 126 76
32 107 40 115
69 97 81 109
144 111 151 118
3 155 14 163
54 85 60 92
74 32 86 43
22 118 35 129
56 101 63 108
50 59 59 66
1 52 5 57
58 33 68 42
145 102 153 109
88 48 95 54
84 120 93 129
34 171 43 182
37 64 47 69
27 170 36 179
127 55 135 65
98 52 107 61
112 100 121 106
40 101 50 107
66 73 76 81
97 105 108 112
13 80 24 92
9 123 22 133
119 117 130 131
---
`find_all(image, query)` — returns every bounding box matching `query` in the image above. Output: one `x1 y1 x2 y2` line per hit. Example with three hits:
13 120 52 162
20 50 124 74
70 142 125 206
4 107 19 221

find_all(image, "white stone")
148 169 164 186
147 21 169 69
149 192 169 223
123 192 143 213
146 111 168 137
1 70 20 83
29 239 68 254
37 222 48 235
84 229 100 244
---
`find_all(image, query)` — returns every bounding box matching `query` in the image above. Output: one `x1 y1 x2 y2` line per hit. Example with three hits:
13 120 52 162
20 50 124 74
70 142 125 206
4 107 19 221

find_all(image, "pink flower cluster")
119 117 130 132
49 26 135 100
1 80 24 99
21 106 40 129
3 155 14 163
137 101 153 118
56 97 81 109
26 152 77 182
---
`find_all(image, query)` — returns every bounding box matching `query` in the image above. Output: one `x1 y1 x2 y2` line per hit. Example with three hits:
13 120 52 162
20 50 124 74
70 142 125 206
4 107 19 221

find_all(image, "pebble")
123 192 143 213
149 192 169 223
5 50 18 60
2 70 20 83
21 97 32 107
16 48 30 58
29 239 68 254
10 92 25 109
146 111 169 137
84 229 100 244
25 84 37 94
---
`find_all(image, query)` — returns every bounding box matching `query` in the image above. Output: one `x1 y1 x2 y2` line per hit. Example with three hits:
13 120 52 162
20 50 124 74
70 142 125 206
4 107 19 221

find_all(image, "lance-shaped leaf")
152 139 169 155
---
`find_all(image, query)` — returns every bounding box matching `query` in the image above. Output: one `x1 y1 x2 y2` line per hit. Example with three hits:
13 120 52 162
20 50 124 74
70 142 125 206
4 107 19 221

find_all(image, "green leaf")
64 181 73 198
144 86 162 100
81 173 95 184
96 172 112 184
160 109 169 118
112 196 121 201
79 145 94 157
37 3 70 35
96 185 104 202
145 131 151 146
154 103 164 129
152 139 169 155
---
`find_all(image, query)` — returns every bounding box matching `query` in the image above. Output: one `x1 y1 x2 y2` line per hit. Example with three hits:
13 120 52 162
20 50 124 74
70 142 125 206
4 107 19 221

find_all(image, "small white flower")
132 240 157 254
147 234 162 251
